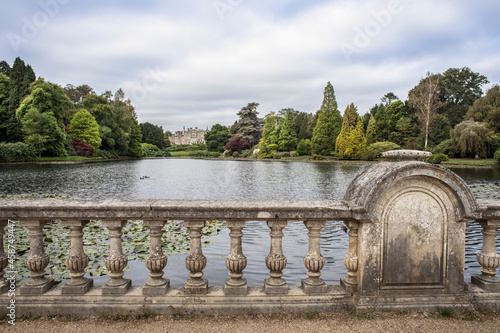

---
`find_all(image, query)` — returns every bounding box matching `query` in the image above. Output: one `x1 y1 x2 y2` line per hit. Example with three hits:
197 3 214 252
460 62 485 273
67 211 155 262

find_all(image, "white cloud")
2 0 499 131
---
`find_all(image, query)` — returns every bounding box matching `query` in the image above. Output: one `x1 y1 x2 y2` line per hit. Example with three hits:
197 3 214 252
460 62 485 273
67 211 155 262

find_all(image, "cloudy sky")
2 0 499 132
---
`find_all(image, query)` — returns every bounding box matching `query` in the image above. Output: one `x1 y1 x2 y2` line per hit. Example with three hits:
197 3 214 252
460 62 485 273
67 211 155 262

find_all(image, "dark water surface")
1 159 498 287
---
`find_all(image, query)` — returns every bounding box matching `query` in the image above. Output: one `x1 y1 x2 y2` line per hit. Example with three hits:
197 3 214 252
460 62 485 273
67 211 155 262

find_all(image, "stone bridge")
0 151 499 316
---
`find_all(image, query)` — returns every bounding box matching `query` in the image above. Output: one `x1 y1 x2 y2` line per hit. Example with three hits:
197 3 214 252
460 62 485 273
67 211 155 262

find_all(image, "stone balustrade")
0 159 499 316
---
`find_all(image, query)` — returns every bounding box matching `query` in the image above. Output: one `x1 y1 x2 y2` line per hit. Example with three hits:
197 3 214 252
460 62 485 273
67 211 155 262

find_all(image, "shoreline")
1 155 498 168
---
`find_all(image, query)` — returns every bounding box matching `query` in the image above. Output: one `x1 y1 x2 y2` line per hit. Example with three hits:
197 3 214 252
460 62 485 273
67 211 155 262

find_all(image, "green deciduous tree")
140 122 167 149
465 85 500 133
451 120 496 158
335 103 366 159
205 124 231 153
439 67 489 127
311 82 342 155
294 111 313 141
64 84 94 105
70 109 101 150
17 78 72 127
127 119 143 157
21 108 66 157
408 72 445 149
278 111 298 152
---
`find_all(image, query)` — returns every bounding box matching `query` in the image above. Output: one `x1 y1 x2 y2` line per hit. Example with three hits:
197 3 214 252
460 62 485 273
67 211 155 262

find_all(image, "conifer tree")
365 114 377 145
374 104 389 141
70 109 102 149
335 103 366 159
311 82 342 155
5 57 36 142
258 112 279 158
278 111 297 152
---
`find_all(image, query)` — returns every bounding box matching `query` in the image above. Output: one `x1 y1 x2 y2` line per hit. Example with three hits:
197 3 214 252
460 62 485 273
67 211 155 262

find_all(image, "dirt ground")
2 312 500 333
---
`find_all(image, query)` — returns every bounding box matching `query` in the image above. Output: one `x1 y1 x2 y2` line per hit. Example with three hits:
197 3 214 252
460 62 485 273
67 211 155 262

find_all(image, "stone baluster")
301 220 327 294
224 220 247 295
19 220 54 295
184 220 208 294
102 220 131 295
143 220 169 296
62 220 93 294
0 220 8 293
265 220 288 294
471 220 500 292
340 220 359 292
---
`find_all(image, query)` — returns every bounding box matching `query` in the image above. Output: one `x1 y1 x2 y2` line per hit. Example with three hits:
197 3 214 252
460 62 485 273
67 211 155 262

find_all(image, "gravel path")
2 312 500 333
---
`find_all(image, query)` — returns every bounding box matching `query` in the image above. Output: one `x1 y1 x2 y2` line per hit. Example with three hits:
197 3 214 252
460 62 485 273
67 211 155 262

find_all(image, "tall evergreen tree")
278 111 298 151
311 82 342 155
374 104 389 141
0 61 11 77
0 73 11 141
365 114 377 145
258 112 279 158
233 102 263 146
336 103 366 159
386 100 408 135
5 58 36 142
390 117 416 147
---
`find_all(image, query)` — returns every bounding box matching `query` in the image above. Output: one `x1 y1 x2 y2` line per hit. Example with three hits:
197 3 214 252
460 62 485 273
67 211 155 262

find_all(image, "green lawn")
444 158 496 166
36 156 93 161
169 151 196 156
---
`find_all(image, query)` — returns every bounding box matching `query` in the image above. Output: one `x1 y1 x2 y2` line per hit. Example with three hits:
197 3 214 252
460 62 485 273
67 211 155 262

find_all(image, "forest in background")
1 57 499 164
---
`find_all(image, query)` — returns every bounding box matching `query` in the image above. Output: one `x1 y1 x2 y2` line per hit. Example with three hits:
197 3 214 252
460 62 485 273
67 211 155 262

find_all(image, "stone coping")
0 198 498 220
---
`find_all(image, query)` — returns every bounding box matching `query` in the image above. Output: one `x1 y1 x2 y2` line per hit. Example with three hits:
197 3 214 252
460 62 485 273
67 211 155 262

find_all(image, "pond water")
1 158 499 287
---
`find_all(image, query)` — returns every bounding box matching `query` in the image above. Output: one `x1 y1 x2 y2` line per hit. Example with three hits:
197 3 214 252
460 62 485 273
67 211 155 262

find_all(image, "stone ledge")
2 285 499 316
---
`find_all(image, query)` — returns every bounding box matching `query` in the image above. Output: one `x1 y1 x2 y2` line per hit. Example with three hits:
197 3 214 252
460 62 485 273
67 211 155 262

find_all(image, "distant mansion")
169 127 208 145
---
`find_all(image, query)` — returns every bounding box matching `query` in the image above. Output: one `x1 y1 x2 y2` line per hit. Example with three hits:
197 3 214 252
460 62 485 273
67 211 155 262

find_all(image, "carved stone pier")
62 220 93 294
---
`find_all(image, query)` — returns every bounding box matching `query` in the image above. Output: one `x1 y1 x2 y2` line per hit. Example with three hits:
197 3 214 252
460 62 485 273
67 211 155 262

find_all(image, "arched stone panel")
344 161 478 296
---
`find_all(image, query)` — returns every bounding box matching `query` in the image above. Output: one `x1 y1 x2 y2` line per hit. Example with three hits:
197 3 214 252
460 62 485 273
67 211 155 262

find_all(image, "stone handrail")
1 160 500 315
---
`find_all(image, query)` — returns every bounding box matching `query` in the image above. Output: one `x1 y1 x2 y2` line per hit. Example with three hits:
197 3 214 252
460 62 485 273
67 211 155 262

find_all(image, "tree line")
0 57 171 162
205 67 499 162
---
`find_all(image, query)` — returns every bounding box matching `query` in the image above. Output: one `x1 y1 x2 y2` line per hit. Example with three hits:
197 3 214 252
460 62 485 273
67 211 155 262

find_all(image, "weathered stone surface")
345 161 477 296
381 149 432 162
